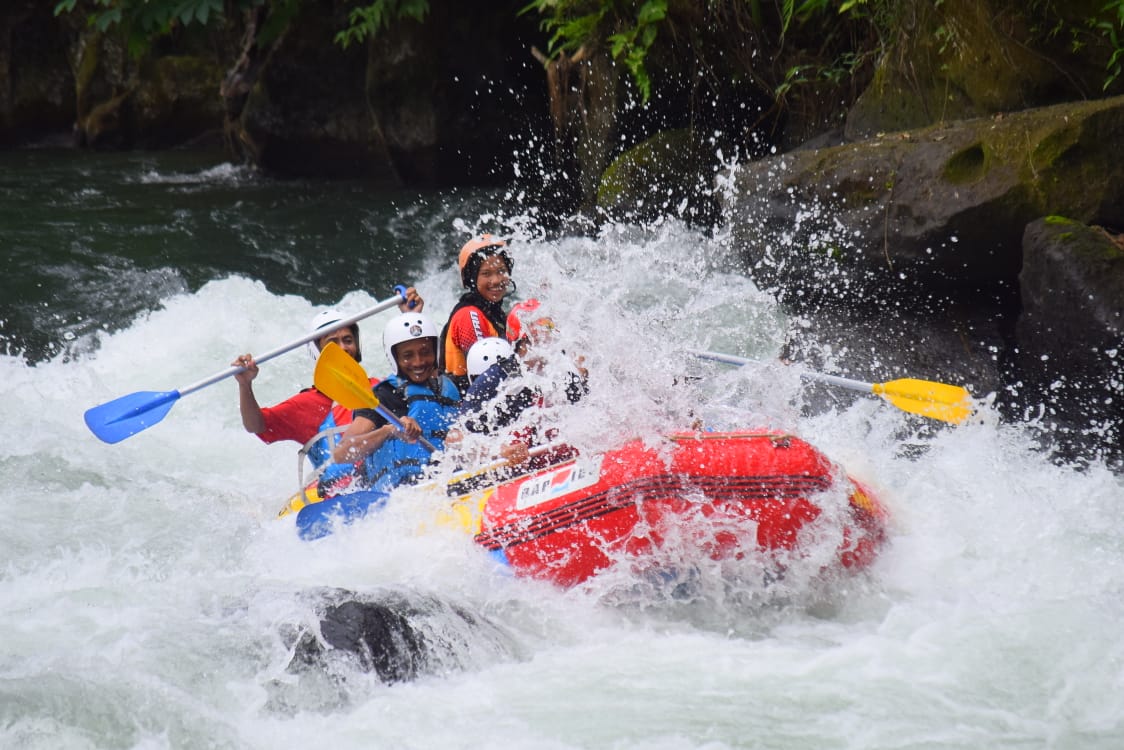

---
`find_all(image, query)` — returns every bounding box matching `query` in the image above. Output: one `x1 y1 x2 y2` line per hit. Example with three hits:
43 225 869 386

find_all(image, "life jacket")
439 292 508 391
361 374 460 490
459 357 540 436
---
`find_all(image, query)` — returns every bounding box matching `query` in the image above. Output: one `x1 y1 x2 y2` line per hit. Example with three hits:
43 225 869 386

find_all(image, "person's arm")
398 286 424 312
332 414 398 463
499 441 530 467
232 353 265 434
456 364 505 434
332 382 421 461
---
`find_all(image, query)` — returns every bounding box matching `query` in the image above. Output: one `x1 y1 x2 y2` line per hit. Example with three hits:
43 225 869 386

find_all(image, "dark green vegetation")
22 0 1121 216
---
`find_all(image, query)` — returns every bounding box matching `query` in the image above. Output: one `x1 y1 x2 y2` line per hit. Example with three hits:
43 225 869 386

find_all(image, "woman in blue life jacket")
295 312 461 541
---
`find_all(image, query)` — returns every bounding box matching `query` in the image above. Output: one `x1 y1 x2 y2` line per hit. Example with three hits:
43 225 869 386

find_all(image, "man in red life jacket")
231 287 424 467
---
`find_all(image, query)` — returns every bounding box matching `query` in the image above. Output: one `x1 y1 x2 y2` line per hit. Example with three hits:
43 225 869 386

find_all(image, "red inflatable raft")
445 430 888 588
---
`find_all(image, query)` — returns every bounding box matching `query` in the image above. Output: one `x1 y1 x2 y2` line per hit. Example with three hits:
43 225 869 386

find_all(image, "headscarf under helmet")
457 234 513 291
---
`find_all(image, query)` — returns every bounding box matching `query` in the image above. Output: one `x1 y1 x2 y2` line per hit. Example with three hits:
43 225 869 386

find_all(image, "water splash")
3 158 1123 747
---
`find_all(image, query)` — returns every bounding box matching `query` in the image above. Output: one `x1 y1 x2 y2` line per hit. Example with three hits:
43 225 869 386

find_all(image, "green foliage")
778 0 1124 96
1098 0 1124 90
771 0 884 102
53 0 231 33
521 0 668 103
521 0 607 56
607 1 666 102
335 0 430 49
779 0 870 37
52 0 428 58
53 0 262 57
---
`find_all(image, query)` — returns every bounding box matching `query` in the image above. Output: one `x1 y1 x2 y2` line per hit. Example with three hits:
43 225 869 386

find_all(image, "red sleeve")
257 388 333 445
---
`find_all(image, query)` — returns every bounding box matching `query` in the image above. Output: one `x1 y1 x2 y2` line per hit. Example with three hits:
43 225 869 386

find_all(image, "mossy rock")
724 94 1124 301
131 55 225 146
846 0 1119 139
1015 216 1123 453
596 129 699 221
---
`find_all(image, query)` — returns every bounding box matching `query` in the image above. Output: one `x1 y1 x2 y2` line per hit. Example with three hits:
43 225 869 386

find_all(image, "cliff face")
0 2 76 146
0 1 550 184
5 2 1120 191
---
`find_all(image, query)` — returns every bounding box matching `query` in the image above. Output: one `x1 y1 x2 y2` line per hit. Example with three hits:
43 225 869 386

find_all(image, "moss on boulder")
596 129 704 222
846 0 1120 139
723 95 1124 302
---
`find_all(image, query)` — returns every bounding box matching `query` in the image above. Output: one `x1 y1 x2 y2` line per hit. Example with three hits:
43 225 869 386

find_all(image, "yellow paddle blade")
873 379 975 425
313 342 380 411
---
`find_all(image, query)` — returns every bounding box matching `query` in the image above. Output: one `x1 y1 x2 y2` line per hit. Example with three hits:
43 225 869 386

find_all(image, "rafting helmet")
383 312 439 371
308 309 361 361
467 337 514 382
506 298 555 348
458 234 513 290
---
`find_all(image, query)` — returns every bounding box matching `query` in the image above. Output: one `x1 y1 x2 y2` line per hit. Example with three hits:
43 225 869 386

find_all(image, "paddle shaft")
84 287 413 444
180 286 409 398
425 442 557 492
687 349 873 393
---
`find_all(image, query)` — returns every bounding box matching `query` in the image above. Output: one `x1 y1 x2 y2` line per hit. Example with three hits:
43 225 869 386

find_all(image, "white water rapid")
2 192 1122 749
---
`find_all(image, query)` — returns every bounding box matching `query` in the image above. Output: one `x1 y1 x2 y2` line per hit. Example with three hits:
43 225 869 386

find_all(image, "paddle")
441 442 558 489
688 349 974 425
313 341 437 453
84 286 411 444
278 441 562 519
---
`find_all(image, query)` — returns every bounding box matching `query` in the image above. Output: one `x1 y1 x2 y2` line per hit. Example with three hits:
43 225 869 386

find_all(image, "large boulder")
596 128 715 225
722 95 1124 307
1014 217 1123 465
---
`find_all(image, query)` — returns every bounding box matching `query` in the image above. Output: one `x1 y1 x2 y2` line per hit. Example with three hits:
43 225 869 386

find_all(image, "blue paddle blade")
84 390 182 444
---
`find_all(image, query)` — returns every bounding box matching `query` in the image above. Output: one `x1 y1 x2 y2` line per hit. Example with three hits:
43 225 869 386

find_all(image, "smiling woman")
439 235 517 392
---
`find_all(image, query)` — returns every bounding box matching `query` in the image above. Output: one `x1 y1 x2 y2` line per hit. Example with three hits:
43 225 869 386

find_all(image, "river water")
2 149 1122 749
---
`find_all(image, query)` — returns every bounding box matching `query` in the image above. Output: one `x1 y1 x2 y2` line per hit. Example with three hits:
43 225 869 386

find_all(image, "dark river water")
0 148 510 363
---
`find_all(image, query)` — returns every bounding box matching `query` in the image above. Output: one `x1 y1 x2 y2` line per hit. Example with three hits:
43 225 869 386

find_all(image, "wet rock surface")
285 587 519 685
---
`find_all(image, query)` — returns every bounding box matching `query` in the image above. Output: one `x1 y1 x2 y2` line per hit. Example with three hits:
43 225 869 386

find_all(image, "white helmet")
383 312 439 370
309 309 346 337
307 309 361 360
467 337 513 381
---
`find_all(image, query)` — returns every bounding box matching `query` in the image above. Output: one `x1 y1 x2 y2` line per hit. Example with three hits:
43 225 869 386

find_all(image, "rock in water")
287 587 519 686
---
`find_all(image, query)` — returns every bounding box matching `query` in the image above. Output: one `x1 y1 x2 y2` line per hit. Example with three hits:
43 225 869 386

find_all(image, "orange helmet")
457 234 512 290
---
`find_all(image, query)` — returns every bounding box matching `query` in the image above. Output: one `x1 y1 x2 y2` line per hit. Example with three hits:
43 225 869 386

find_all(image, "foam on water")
2 220 1123 749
